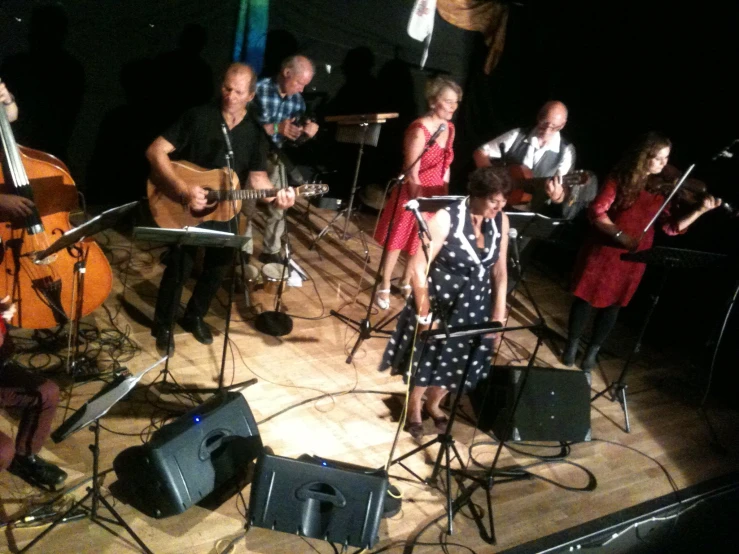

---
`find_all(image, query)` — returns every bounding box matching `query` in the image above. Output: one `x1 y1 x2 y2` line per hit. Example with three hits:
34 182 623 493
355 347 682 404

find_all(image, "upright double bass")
0 106 112 329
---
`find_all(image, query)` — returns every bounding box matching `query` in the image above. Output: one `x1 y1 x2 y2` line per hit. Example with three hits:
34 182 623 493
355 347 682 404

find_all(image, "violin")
650 164 736 216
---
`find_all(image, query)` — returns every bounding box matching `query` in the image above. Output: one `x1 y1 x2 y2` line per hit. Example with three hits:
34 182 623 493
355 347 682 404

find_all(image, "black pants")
153 220 236 330
567 297 621 348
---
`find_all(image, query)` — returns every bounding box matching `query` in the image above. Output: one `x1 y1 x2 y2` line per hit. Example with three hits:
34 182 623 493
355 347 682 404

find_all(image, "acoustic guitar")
147 160 328 229
505 164 596 206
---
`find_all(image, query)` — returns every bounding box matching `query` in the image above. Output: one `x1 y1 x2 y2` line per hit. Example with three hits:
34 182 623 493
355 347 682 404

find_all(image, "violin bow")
640 163 696 241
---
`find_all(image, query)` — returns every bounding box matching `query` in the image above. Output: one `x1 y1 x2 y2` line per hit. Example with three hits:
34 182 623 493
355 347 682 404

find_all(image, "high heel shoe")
375 289 390 310
399 283 412 299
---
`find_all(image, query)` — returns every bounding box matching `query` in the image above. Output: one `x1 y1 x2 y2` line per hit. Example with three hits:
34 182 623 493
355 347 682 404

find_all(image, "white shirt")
478 128 575 176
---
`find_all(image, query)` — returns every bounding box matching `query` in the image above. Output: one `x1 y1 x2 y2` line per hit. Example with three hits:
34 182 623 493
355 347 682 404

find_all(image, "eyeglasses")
538 122 565 132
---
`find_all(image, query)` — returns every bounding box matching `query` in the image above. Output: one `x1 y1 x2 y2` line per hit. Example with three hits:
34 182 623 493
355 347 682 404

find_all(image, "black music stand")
32 201 139 377
133 226 254 392
591 246 729 433
18 358 166 554
309 118 380 258
388 320 545 539
330 152 452 364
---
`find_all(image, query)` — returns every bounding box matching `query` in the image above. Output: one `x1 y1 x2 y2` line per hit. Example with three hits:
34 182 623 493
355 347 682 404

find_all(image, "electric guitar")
147 160 328 229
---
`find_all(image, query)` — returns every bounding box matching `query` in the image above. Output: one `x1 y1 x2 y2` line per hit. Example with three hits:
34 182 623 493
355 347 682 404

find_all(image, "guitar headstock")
295 183 329 197
563 170 596 187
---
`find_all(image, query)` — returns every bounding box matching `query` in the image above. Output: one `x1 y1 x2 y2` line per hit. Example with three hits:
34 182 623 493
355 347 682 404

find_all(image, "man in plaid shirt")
243 55 319 265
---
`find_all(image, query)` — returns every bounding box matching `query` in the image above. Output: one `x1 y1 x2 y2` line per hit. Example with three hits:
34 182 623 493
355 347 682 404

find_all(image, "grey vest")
507 127 571 178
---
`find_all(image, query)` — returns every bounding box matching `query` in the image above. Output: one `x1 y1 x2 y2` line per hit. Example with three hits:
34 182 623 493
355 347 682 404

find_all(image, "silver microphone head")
508 227 518 239
439 123 447 132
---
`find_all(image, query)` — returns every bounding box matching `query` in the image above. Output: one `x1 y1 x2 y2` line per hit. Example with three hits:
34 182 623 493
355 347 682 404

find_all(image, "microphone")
405 199 431 240
221 123 234 160
499 142 507 159
712 139 737 161
427 123 446 146
508 227 521 274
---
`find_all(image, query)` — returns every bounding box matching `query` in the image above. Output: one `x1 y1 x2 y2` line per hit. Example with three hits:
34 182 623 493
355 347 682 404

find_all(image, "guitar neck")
205 188 279 202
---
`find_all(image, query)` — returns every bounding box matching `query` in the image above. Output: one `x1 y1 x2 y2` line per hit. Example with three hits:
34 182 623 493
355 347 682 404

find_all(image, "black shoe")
581 346 600 371
180 316 213 345
258 251 285 265
562 339 579 367
9 455 68 490
154 326 175 355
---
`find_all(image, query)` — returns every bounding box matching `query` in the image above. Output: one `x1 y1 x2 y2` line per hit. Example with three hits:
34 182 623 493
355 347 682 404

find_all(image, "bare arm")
146 136 206 211
674 195 722 232
403 125 427 198
491 213 509 325
409 209 451 320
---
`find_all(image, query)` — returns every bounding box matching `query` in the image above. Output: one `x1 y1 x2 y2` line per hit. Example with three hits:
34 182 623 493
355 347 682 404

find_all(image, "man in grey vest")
474 100 591 219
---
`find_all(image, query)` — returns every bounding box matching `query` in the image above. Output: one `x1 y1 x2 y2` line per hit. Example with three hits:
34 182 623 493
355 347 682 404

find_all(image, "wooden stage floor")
2 201 738 553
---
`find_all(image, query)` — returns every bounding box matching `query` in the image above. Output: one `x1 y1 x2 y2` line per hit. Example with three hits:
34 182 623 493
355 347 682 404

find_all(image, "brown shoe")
406 421 424 442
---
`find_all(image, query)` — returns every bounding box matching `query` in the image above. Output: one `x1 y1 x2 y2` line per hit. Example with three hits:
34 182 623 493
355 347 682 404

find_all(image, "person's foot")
154 326 174 355
581 345 600 371
258 252 285 265
9 454 68 490
406 420 424 442
180 315 213 345
375 289 390 310
562 339 579 367
399 282 412 300
426 406 448 434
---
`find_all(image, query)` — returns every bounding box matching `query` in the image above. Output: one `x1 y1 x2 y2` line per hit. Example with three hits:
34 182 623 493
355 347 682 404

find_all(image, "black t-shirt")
163 103 268 182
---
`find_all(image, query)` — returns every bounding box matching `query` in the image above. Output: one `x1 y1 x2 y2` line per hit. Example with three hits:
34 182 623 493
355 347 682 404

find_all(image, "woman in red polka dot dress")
373 77 462 309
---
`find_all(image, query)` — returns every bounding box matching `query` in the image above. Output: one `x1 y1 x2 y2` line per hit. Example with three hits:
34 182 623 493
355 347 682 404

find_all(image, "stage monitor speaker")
471 365 591 442
249 453 387 549
113 391 262 518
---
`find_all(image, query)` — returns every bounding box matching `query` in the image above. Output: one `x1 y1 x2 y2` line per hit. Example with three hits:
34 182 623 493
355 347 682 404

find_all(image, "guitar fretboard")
205 189 278 202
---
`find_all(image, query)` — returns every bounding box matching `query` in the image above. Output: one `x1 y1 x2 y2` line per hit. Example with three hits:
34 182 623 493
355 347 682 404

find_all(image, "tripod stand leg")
309 208 344 249
616 384 631 433
96 493 154 554
19 489 93 553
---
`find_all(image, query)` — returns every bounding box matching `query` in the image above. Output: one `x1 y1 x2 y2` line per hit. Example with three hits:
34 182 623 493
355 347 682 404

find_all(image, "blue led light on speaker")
194 416 201 423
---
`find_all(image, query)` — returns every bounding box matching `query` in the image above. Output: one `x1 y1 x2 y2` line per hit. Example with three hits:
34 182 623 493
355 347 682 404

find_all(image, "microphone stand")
331 126 446 363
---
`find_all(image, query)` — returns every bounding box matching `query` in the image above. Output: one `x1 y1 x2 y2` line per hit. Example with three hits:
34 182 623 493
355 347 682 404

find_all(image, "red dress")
373 120 454 255
572 178 680 308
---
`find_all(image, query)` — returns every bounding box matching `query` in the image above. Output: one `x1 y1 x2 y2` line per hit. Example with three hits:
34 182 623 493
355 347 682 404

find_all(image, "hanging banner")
233 0 269 75
407 0 437 69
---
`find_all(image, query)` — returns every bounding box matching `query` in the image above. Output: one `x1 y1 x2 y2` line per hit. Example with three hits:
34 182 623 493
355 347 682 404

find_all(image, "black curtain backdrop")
1 0 737 398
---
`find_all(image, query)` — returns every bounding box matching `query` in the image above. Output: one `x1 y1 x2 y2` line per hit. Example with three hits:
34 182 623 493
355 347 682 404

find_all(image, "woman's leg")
563 297 593 366
377 249 402 308
408 385 426 424
582 304 621 370
424 386 449 419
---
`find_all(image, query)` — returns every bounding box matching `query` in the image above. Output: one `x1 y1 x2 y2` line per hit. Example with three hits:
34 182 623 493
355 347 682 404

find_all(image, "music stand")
133 226 253 392
387 320 544 539
31 201 140 377
19 358 167 554
310 113 398 258
591 246 729 432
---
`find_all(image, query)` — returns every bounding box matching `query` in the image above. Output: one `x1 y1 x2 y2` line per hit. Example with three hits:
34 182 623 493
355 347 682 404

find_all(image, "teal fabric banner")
233 0 269 74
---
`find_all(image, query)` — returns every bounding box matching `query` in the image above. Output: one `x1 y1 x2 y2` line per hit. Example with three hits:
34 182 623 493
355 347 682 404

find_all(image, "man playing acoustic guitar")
146 63 295 353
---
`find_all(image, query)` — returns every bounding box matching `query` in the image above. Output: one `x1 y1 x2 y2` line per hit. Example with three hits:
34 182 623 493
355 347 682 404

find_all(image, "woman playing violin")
563 132 721 370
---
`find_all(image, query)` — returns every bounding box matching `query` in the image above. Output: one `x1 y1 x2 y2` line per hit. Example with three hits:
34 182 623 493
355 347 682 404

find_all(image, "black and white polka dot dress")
380 198 503 392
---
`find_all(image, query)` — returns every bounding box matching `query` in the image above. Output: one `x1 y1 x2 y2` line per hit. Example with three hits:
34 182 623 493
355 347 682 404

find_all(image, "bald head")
223 63 256 94
278 55 314 97
534 100 568 144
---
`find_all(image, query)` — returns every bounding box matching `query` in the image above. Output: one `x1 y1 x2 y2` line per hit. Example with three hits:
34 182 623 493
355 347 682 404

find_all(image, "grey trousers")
241 155 286 255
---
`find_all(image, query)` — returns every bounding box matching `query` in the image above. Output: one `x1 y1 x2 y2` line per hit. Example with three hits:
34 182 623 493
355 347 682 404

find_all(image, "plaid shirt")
254 77 306 147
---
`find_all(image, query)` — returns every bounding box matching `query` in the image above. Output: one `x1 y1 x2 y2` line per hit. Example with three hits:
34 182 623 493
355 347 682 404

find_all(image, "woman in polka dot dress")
380 167 512 440
373 77 462 309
